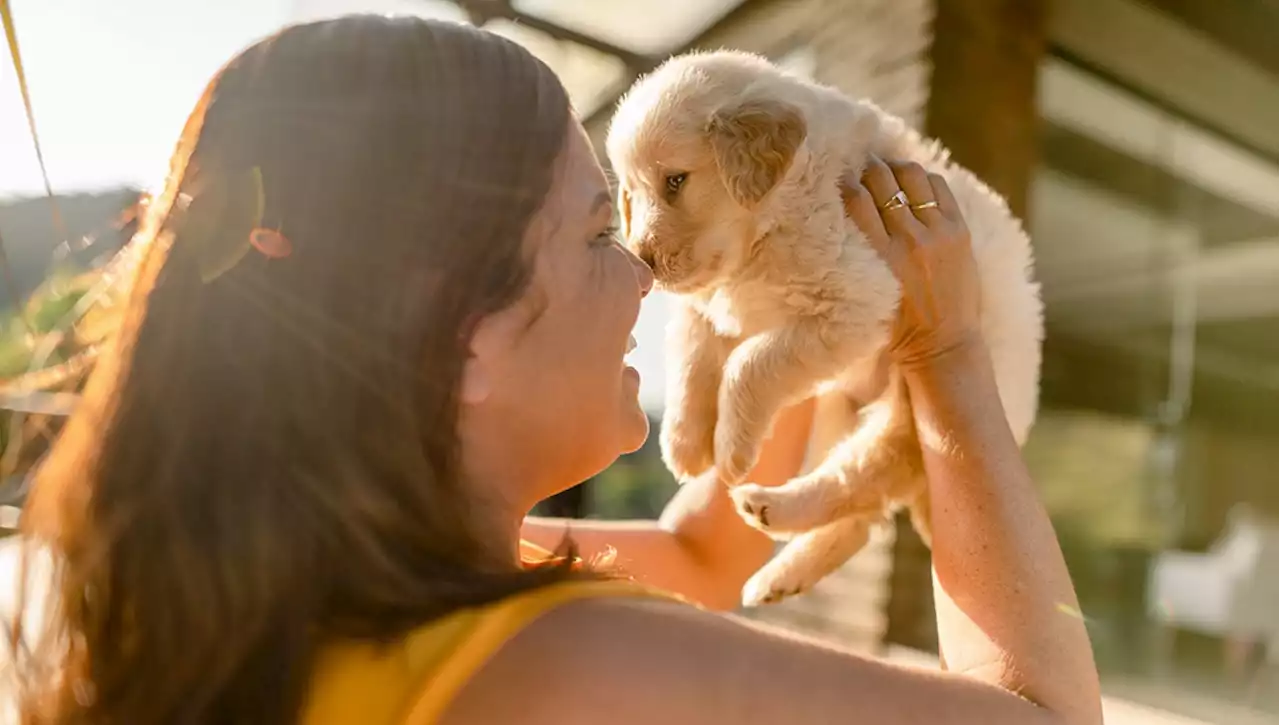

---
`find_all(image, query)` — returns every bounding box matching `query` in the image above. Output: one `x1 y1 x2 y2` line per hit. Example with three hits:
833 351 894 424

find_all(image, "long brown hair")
11 15 580 724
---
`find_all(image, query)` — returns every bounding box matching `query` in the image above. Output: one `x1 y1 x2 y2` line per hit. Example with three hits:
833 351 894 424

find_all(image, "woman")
11 15 1102 725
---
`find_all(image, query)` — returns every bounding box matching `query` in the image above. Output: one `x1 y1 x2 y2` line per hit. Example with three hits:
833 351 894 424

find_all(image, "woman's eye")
664 173 687 197
593 225 620 246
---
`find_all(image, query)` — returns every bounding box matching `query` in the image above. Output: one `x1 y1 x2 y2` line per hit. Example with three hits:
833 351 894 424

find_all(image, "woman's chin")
617 404 651 455
613 364 650 453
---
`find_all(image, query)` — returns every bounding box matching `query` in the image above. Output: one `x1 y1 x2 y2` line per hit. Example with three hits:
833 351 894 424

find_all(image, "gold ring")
911 200 939 210
881 190 910 212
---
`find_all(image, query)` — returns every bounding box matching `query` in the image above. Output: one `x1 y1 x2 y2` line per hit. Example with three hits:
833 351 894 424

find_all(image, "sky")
0 0 672 409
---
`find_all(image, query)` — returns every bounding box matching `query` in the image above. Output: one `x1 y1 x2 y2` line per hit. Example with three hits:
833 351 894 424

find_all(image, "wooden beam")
1038 57 1278 218
1142 0 1279 75
1050 0 1279 159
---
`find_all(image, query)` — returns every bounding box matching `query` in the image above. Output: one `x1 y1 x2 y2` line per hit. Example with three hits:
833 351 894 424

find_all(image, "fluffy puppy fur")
606 50 1043 607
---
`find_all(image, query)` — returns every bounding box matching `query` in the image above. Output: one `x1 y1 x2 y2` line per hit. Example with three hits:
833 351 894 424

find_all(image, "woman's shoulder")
301 564 683 725
410 577 683 720
430 585 707 724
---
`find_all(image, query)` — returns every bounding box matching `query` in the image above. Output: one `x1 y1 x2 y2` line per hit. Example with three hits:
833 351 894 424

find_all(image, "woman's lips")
624 334 640 383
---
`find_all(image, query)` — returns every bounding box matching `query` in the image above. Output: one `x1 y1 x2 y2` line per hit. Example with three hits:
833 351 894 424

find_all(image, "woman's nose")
630 249 655 297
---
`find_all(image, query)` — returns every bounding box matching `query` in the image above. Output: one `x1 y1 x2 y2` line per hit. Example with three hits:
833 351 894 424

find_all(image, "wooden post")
924 0 1048 219
883 0 1050 654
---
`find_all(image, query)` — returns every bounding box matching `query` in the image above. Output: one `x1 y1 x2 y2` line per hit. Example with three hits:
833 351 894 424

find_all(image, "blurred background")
1 1 1276 723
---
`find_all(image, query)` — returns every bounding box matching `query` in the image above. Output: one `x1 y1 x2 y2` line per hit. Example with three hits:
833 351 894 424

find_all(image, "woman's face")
459 120 654 511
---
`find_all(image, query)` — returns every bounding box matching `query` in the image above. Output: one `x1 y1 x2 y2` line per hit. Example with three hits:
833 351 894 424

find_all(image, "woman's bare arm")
522 398 814 610
908 343 1101 722
849 157 1102 722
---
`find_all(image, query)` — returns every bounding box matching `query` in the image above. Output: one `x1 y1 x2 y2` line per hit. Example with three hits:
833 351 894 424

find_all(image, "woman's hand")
842 156 983 368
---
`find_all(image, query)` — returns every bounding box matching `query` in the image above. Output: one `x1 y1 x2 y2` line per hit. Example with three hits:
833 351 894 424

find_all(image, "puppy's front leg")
660 302 730 482
714 319 861 485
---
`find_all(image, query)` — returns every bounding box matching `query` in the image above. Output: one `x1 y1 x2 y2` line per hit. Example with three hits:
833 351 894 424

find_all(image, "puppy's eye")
664 173 688 198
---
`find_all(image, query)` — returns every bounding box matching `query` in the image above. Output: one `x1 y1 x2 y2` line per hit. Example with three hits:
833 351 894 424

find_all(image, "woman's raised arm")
842 156 1102 722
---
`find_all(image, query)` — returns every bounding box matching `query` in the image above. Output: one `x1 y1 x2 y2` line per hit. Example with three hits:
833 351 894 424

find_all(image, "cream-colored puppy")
607 50 1043 606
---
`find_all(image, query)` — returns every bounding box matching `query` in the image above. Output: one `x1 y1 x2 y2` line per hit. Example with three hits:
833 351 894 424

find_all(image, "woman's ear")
460 315 500 406
459 298 539 406
707 98 807 208
459 355 492 406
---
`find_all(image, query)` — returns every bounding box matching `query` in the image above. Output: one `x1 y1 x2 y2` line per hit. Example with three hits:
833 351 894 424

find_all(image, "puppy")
606 50 1043 606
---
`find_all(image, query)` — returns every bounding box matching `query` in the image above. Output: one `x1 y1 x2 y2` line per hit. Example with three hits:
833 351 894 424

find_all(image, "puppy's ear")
708 99 807 207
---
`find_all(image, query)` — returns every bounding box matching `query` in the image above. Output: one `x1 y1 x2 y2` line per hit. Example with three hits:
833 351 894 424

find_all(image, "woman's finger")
860 156 905 207
841 178 889 245
844 179 912 278
861 156 924 238
888 161 944 226
927 172 964 225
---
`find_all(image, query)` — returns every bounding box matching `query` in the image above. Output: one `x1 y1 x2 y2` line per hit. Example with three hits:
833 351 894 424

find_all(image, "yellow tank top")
299 542 675 725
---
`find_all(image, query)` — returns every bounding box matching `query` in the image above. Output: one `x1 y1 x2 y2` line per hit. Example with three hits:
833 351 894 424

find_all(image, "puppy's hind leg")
741 515 873 607
732 375 923 535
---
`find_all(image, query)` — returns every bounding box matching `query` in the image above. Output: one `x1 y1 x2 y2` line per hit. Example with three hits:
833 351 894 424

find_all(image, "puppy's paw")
730 484 796 535
713 418 762 486
730 479 841 534
741 561 814 607
660 416 715 482
727 484 795 541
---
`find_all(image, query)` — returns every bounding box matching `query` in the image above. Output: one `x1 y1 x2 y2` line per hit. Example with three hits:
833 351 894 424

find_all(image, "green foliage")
588 454 679 520
28 276 89 333
0 267 93 380
0 316 34 380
